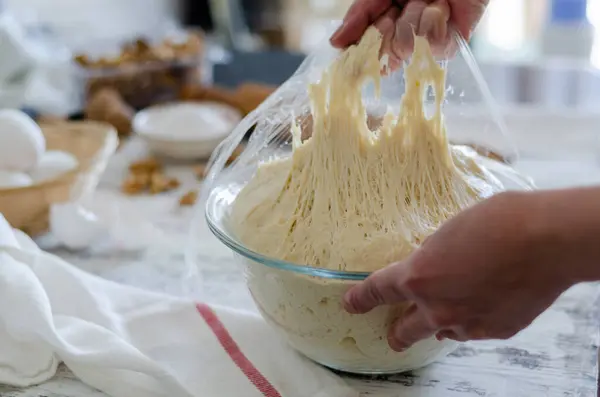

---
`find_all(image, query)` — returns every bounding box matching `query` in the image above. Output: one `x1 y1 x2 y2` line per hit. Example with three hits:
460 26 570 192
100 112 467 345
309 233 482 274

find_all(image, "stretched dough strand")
232 28 503 272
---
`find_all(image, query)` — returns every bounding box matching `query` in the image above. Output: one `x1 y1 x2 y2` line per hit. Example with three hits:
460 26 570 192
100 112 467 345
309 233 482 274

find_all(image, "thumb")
344 258 412 314
330 0 392 48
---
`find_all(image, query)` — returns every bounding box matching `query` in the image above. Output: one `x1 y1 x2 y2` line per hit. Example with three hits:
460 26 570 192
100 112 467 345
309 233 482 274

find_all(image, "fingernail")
394 24 414 59
436 330 458 341
330 22 346 46
330 30 342 45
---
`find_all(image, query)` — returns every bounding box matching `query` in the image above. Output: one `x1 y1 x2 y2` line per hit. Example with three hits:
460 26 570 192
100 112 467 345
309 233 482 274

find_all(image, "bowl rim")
205 205 372 281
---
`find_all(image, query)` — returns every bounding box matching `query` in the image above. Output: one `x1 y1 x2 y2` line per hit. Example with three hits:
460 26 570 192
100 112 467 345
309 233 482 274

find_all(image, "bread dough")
231 28 503 272
228 28 505 373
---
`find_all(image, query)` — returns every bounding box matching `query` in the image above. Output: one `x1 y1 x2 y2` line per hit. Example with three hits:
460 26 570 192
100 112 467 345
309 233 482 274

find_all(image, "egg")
29 150 79 182
0 170 33 189
0 109 45 172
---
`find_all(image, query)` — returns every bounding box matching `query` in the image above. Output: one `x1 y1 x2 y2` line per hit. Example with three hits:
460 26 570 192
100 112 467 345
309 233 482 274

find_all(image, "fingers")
344 261 411 314
388 306 436 351
331 0 459 68
398 0 428 32
419 0 450 42
393 0 452 59
435 329 458 341
391 0 427 59
330 0 393 48
388 0 452 62
375 7 402 72
435 328 470 342
332 0 488 59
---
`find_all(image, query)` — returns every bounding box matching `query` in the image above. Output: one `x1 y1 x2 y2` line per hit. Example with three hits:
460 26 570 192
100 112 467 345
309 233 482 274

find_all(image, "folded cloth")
0 215 357 397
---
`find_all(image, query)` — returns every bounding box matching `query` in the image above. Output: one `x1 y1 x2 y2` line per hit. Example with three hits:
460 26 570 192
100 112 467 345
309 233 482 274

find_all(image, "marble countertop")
1 138 600 397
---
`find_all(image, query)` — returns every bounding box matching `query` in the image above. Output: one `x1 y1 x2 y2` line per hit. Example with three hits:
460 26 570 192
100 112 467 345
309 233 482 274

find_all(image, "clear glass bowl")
204 159 534 374
199 27 536 374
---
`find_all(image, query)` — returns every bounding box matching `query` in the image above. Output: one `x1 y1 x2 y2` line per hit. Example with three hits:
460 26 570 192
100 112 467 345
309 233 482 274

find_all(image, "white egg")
29 150 79 182
0 170 33 188
0 109 45 172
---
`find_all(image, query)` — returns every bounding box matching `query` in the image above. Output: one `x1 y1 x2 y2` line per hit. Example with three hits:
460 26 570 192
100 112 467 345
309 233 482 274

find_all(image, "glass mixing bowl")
199 28 535 374
204 159 534 374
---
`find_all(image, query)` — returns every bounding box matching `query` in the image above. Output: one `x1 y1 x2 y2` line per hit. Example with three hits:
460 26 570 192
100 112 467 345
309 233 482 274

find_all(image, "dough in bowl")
230 28 506 373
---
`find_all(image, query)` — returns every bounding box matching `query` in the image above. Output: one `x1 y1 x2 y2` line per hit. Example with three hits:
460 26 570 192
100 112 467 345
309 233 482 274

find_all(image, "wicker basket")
0 121 119 236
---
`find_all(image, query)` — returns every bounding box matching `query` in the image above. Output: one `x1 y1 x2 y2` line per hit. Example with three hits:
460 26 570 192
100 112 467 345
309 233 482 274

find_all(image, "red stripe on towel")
196 303 282 397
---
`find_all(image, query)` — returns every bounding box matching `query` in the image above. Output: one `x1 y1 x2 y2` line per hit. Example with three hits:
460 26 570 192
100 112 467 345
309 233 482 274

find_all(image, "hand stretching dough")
231 28 503 272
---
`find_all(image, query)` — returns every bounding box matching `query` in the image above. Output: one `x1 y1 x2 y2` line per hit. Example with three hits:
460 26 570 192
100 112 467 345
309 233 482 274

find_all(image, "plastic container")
194 23 535 374
72 29 208 110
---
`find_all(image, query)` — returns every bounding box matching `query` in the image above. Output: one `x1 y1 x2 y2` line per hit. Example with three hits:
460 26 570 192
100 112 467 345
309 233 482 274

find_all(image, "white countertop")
1 137 599 397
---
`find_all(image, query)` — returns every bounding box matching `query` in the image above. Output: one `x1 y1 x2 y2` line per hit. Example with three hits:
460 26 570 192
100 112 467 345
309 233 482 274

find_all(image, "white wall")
3 0 183 47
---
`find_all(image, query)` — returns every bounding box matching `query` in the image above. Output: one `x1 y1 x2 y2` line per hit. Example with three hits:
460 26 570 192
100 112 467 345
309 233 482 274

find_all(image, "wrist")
525 187 600 285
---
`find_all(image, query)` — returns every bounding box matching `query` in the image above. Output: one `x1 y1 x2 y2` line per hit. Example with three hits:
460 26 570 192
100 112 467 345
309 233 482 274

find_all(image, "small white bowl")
133 101 242 160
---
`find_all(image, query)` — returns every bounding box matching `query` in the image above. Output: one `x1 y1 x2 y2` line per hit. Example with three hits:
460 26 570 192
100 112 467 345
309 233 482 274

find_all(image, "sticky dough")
231 28 504 272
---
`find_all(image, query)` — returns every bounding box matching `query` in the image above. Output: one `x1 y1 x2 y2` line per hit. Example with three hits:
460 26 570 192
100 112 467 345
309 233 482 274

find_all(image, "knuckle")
402 274 420 294
402 272 428 300
370 269 406 303
364 281 386 305
401 265 425 293
379 279 405 302
345 288 363 309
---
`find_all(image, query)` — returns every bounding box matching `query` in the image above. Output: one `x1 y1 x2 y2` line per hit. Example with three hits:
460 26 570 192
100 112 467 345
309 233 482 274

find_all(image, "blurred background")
2 0 598 58
0 0 597 120
0 0 598 114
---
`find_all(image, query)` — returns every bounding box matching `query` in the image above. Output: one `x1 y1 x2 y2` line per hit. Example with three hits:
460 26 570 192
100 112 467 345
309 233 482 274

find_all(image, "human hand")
343 192 575 351
330 0 489 70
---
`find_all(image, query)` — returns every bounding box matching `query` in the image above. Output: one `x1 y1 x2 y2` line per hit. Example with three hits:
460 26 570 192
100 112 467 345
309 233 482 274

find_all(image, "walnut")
179 190 198 206
129 158 162 174
121 173 150 195
149 172 180 194
74 54 91 66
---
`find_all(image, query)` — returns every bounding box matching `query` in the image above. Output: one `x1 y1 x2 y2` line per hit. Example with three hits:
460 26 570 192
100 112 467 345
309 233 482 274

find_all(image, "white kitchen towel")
0 214 356 397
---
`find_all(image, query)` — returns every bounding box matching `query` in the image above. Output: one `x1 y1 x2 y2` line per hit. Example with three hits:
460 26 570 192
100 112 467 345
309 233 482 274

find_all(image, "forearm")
524 186 600 284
